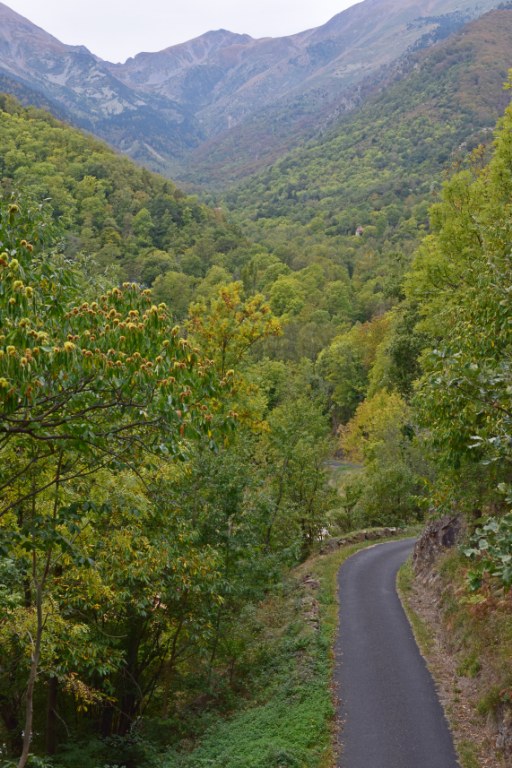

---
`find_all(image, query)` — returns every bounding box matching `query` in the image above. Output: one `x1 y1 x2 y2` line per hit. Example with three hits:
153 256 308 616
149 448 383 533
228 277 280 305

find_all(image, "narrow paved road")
334 539 460 768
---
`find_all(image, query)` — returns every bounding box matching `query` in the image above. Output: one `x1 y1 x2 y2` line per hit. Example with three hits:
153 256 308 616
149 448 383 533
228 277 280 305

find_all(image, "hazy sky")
5 0 360 63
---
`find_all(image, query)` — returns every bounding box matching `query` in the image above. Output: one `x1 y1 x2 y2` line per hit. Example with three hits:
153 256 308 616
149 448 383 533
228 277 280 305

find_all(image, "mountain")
179 0 510 187
104 0 505 137
224 7 512 263
0 2 200 171
0 0 504 178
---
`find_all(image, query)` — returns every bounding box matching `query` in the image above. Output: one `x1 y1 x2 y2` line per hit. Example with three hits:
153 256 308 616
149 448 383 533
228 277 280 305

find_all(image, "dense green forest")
0 95 339 768
0 31 512 766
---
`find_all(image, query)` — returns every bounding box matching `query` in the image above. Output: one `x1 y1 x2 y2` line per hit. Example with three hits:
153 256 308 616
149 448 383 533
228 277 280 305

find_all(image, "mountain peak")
0 1 67 49
0 1 97 60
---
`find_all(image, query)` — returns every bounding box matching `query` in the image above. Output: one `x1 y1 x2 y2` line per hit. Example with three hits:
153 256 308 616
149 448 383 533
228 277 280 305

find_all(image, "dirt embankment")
404 517 512 768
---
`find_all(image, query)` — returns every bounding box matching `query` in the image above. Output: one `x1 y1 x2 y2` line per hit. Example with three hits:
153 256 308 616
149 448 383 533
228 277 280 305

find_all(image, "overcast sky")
5 0 360 63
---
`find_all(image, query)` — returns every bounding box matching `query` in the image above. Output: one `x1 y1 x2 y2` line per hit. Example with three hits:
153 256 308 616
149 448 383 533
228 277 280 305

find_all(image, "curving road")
334 539 460 768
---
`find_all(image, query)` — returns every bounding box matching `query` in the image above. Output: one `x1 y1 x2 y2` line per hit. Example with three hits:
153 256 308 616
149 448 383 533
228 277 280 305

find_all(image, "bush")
464 512 512 591
348 463 423 528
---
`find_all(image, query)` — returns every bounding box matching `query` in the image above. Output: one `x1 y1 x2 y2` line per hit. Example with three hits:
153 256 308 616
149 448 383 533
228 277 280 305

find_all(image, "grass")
396 559 434 654
161 529 412 768
457 741 481 768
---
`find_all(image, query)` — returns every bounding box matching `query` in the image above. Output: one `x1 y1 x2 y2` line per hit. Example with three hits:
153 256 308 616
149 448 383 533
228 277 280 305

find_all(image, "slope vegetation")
226 8 512 240
0 93 249 297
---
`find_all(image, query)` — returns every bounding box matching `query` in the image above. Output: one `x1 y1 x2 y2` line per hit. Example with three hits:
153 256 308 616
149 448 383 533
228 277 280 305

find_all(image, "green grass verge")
162 530 415 768
396 559 434 654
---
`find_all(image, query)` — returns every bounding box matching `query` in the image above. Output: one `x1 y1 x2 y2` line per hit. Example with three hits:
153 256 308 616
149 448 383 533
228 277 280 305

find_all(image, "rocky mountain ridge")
0 0 504 178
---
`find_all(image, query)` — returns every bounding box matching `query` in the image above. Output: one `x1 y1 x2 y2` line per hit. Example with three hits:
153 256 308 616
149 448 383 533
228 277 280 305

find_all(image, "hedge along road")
334 538 460 768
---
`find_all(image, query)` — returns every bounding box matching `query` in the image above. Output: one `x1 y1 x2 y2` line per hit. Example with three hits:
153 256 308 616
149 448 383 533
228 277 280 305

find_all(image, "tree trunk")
161 612 186 718
100 703 114 738
45 676 59 756
18 582 43 768
116 622 141 736
18 452 63 767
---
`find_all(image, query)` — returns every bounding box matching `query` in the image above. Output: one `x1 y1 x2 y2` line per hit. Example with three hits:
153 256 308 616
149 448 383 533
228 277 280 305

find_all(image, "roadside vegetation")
159 531 412 768
399 549 512 768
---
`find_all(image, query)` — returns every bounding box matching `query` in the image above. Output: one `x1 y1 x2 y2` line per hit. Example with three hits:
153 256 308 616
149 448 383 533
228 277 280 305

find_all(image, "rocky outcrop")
412 515 463 578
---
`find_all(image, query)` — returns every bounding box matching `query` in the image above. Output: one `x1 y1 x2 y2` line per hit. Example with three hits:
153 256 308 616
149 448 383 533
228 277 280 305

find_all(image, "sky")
4 0 360 63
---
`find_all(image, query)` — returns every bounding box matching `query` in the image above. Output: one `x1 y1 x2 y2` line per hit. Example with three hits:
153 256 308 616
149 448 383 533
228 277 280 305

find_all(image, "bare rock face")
412 515 463 578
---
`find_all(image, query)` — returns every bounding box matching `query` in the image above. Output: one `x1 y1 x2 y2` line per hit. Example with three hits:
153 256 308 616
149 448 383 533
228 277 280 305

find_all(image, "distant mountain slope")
0 2 200 172
0 0 503 177
110 0 499 136
224 8 512 245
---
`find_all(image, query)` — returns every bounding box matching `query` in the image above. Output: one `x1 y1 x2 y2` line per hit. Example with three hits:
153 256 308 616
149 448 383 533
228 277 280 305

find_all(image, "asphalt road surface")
335 538 460 768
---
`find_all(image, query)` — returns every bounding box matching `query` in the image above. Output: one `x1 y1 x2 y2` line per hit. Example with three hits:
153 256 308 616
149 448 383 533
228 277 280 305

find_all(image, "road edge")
396 558 507 768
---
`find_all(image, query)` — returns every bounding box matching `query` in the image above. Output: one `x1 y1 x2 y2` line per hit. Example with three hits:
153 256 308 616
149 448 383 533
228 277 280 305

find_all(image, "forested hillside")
1 8 512 764
226 8 512 237
218 7 512 416
0 94 252 290
0 93 341 768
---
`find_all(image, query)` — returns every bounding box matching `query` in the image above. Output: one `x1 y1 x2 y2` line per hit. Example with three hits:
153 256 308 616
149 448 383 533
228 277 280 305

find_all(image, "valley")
0 1 511 766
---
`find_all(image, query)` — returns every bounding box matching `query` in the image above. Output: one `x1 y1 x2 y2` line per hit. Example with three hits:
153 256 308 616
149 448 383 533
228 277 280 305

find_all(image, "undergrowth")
40 530 410 768
159 530 408 768
438 550 512 717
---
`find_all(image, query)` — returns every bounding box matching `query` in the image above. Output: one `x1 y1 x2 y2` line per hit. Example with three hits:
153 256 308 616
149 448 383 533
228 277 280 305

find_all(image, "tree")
0 198 222 766
340 392 425 526
258 391 335 555
188 282 281 378
269 275 306 317
407 99 512 511
151 270 199 318
317 316 390 425
340 391 411 465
